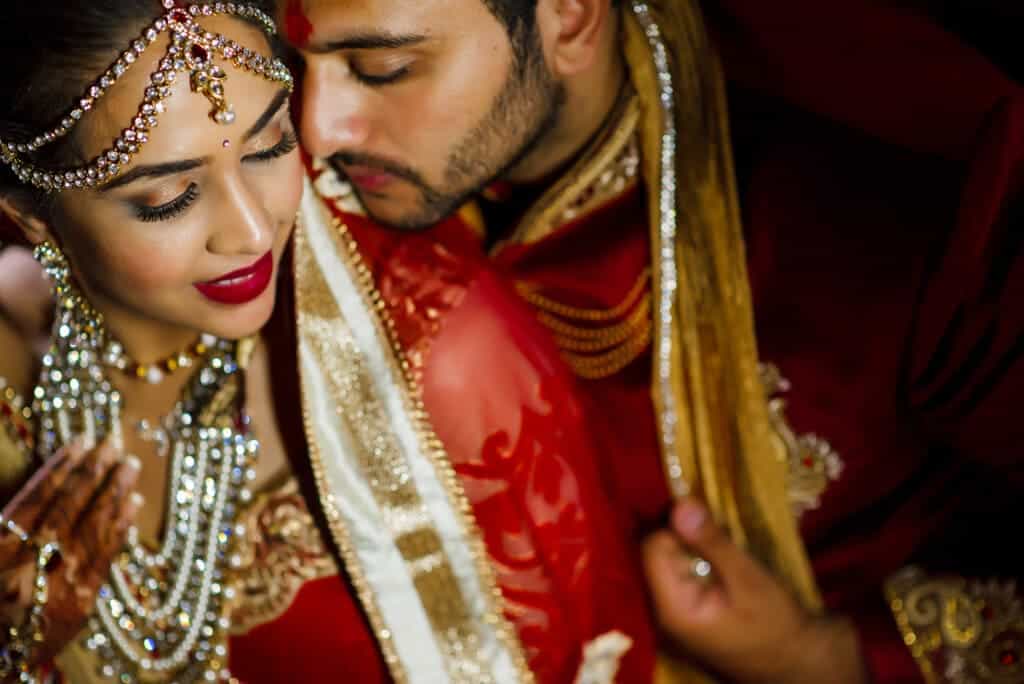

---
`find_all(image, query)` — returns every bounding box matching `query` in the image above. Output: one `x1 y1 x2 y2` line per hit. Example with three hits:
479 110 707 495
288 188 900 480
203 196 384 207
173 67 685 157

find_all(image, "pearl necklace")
86 342 256 683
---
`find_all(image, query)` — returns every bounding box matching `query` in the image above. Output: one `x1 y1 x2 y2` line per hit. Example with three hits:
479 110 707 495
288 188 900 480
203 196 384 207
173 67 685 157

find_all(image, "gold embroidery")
518 269 653 380
760 364 842 516
497 93 641 249
227 478 337 635
886 567 1024 683
294 209 533 683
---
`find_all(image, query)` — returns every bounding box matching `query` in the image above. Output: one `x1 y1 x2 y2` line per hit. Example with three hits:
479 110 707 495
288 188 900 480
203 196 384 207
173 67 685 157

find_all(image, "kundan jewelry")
16 2 285 675
33 239 258 683
0 1 293 193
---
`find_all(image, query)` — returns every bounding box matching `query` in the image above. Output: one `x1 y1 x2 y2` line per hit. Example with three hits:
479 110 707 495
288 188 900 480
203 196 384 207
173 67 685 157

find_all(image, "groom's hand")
642 499 869 684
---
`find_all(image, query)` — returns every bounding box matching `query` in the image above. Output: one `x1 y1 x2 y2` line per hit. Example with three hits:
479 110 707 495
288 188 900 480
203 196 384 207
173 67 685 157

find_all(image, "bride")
0 1 655 682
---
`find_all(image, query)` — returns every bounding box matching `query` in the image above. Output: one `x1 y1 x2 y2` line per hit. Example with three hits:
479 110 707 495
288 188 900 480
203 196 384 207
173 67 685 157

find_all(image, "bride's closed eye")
135 183 199 223
132 131 299 223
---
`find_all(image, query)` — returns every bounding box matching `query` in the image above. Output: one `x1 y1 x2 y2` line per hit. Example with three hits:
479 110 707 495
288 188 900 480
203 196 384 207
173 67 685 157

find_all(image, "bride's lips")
194 251 274 305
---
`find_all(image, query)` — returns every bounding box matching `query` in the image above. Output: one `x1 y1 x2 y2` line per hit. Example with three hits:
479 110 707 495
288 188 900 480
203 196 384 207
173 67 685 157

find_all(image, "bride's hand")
0 439 142 667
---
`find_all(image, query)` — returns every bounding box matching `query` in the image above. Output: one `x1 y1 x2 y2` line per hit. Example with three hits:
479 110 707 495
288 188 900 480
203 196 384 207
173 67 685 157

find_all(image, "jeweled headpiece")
0 1 293 193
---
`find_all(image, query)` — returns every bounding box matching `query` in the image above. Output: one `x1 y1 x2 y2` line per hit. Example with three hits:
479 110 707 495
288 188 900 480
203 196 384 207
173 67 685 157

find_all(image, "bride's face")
45 16 302 342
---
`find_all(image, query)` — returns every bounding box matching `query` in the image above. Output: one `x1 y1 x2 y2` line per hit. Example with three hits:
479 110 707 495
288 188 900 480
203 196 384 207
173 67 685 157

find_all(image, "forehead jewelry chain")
0 1 293 193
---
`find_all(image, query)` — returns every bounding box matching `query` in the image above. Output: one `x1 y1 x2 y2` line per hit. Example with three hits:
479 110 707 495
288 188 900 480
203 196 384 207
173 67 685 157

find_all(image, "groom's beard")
328 37 565 232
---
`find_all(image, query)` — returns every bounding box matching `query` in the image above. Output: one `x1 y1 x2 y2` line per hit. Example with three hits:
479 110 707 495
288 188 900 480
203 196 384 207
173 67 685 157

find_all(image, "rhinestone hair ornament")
0 1 294 194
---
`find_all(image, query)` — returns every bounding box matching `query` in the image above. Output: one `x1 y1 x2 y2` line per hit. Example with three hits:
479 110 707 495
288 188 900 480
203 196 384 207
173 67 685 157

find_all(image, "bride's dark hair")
0 0 278 210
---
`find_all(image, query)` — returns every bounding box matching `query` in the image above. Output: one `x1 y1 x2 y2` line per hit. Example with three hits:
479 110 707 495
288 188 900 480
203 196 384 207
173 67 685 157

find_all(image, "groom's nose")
299 57 372 159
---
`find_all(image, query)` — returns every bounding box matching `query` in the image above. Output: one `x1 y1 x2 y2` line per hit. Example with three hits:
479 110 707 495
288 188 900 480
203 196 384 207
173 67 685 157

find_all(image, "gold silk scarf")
624 0 822 617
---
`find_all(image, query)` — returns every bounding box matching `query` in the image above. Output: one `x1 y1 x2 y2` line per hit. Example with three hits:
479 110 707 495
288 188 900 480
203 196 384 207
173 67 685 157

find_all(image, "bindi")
285 0 314 49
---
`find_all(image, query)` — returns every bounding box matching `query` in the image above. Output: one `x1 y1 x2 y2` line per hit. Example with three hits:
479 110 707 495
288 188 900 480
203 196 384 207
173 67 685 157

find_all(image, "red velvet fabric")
473 5 1024 681
229 577 392 683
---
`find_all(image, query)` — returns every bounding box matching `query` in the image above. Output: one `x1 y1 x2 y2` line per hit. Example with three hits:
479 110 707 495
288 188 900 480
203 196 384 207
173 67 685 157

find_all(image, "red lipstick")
194 251 274 305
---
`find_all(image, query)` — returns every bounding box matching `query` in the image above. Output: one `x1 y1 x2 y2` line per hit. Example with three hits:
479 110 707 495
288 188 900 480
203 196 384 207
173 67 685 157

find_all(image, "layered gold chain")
516 269 653 380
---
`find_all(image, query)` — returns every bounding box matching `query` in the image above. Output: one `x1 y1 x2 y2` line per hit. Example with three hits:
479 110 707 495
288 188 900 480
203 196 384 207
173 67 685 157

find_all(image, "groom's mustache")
328 152 429 191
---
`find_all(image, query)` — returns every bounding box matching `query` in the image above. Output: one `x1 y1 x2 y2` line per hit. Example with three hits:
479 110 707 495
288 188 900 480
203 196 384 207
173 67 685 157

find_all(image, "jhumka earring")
32 241 123 455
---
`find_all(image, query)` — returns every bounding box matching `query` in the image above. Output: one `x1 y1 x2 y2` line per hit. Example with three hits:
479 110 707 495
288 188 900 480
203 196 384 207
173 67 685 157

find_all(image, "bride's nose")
206 175 274 257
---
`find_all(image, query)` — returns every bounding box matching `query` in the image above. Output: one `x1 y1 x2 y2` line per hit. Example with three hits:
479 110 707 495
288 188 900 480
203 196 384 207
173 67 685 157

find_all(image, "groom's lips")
342 164 397 192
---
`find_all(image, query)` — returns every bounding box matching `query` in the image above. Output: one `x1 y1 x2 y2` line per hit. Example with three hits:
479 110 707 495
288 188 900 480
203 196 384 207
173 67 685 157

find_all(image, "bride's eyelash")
135 183 199 223
243 131 298 163
131 132 296 223
130 135 294 225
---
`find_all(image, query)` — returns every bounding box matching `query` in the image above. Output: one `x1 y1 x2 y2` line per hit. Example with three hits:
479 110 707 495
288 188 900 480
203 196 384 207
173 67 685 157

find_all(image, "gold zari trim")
624 0 821 617
227 478 338 635
294 211 532 683
497 94 641 249
886 566 1024 683
295 223 409 683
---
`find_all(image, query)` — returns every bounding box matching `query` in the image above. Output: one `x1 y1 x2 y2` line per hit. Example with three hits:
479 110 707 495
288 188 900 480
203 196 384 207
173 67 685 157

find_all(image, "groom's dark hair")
482 0 538 32
482 0 540 64
483 0 618 62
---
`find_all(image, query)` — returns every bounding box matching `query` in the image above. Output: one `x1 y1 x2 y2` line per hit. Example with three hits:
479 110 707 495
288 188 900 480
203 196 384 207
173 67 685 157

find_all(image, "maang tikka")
0 1 293 194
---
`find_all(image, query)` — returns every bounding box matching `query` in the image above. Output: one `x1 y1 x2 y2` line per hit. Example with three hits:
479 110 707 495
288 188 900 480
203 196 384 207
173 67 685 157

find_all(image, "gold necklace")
102 335 214 385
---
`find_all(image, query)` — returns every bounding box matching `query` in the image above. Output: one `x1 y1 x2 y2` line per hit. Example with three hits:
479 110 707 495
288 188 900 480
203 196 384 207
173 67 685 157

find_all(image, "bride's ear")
0 191 54 246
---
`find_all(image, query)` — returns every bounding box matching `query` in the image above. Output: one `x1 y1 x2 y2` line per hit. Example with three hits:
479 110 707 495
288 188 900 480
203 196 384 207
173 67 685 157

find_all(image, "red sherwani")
355 2 1024 681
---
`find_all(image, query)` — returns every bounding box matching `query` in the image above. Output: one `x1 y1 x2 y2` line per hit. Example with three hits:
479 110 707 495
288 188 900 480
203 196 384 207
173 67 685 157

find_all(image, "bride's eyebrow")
98 87 290 193
98 157 206 192
242 88 290 143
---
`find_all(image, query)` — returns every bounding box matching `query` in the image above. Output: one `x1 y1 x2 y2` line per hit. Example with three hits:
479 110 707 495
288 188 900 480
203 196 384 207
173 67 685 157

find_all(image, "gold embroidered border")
885 566 1024 684
498 93 641 249
227 478 338 635
330 217 534 684
294 211 532 683
295 223 409 683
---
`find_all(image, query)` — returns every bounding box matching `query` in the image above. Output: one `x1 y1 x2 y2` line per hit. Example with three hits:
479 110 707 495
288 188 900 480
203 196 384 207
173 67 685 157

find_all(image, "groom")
283 0 1024 683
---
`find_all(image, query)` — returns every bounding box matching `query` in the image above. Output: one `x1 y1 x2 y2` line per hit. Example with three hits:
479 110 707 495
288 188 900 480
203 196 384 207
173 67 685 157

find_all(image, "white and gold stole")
292 179 533 684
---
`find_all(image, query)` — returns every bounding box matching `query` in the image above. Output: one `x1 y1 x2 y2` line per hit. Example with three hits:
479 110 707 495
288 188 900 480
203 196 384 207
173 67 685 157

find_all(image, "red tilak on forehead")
285 0 314 48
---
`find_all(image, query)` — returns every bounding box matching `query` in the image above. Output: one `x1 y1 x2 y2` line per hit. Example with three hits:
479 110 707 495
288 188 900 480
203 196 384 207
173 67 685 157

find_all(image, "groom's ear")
0 190 54 246
537 0 615 77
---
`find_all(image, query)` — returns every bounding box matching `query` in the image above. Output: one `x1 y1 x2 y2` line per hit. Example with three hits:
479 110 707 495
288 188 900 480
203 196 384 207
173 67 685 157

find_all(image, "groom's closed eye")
349 55 415 86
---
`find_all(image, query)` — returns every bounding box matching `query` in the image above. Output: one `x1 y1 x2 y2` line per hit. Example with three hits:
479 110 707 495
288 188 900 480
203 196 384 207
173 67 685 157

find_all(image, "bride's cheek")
100 232 208 296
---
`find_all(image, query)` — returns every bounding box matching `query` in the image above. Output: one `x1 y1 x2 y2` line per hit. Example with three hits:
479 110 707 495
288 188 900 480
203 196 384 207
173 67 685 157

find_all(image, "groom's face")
287 0 564 231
